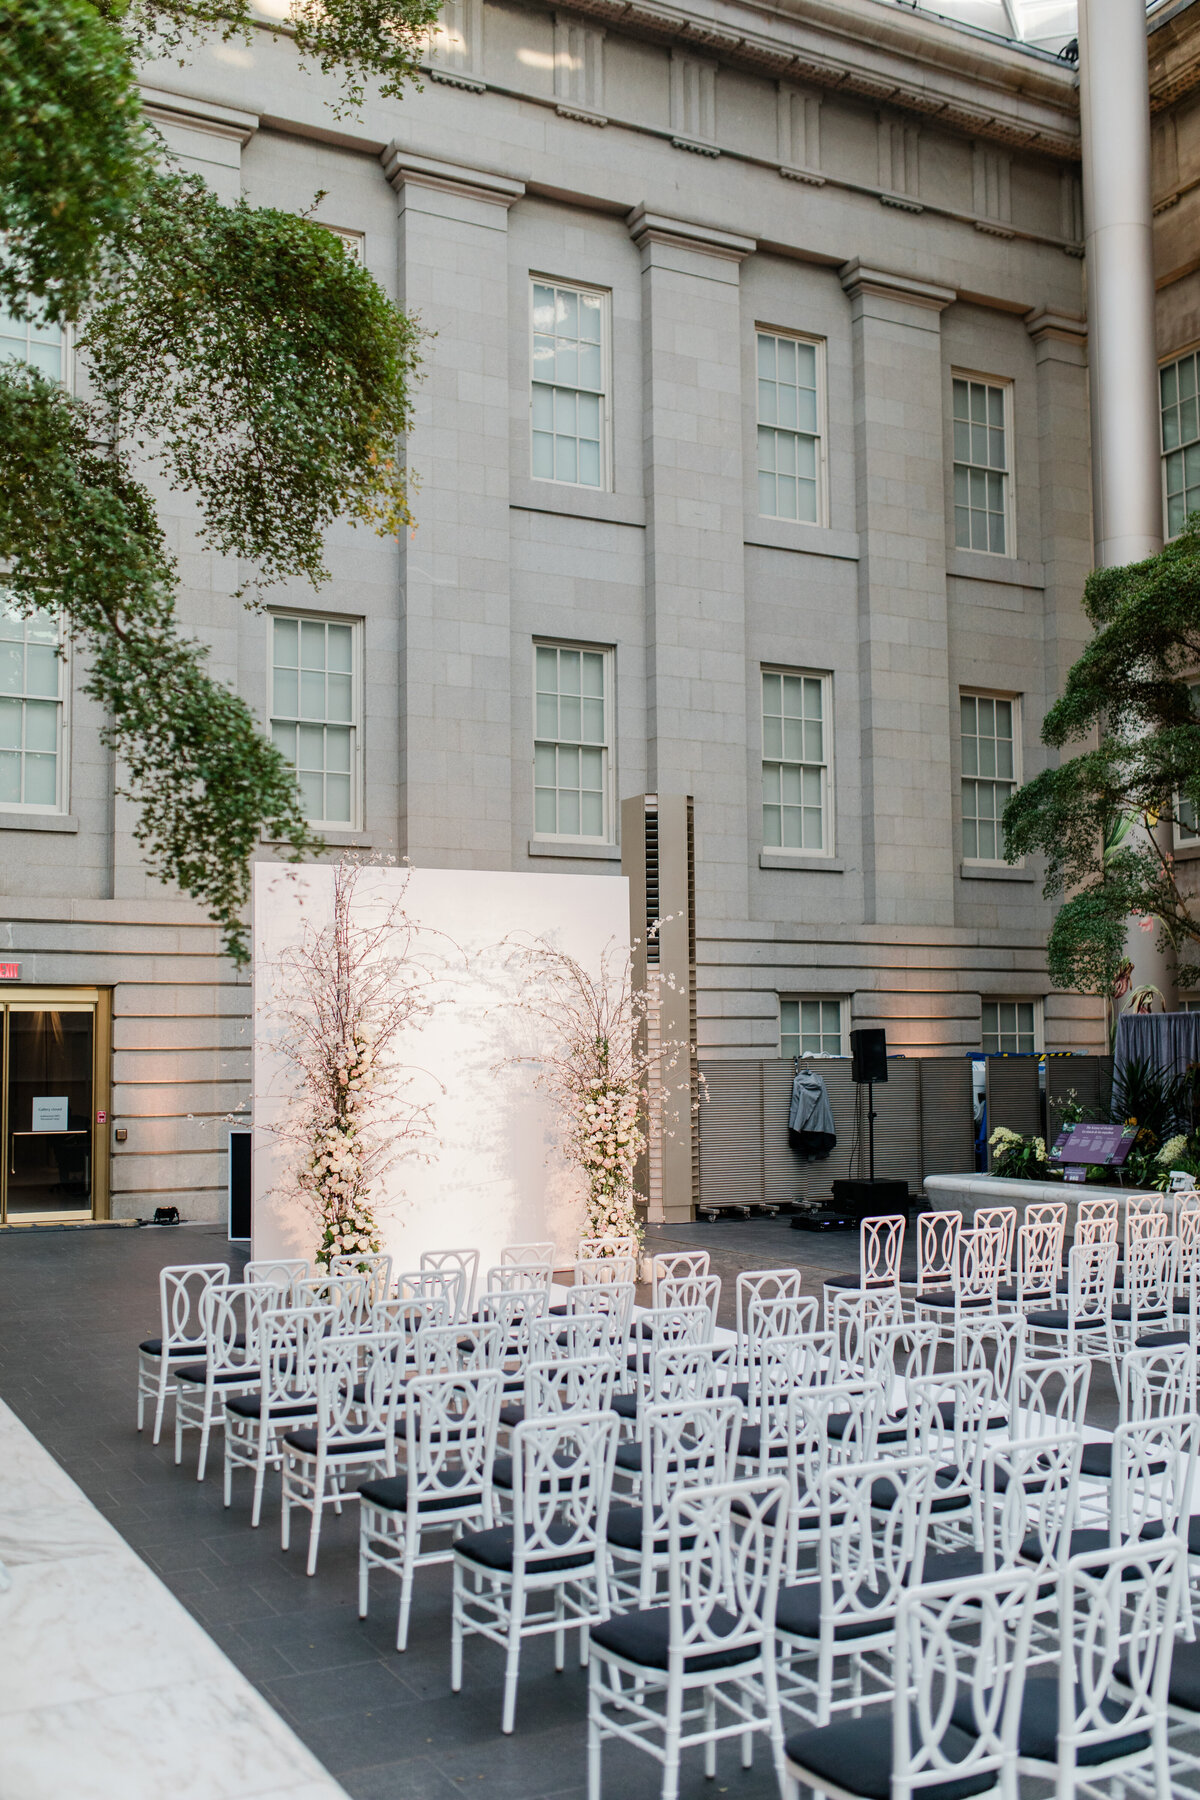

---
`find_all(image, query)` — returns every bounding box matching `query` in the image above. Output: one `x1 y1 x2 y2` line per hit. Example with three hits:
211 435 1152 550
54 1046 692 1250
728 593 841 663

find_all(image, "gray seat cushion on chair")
609 1392 638 1420
606 1504 698 1554
1117 1637 1200 1714
735 1423 789 1460
953 1678 1149 1768
1136 1329 1190 1349
455 1522 595 1575
775 1579 891 1644
1135 1513 1200 1556
282 1426 386 1456
174 1361 257 1385
1025 1310 1107 1332
871 1469 968 1516
225 1393 315 1420
490 1450 577 1492
591 1604 758 1673
1079 1440 1167 1480
358 1471 481 1514
786 1713 996 1800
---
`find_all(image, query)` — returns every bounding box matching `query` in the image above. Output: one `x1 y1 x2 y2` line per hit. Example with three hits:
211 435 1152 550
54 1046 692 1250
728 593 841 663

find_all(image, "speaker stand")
865 1078 877 1183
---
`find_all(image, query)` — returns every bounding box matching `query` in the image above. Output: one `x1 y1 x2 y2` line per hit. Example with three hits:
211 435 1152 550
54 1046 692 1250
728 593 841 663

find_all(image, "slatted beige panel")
985 1057 1042 1167
1046 1055 1113 1131
761 1059 854 1200
856 1059 922 1186
697 1061 764 1207
762 1061 802 1201
920 1057 975 1176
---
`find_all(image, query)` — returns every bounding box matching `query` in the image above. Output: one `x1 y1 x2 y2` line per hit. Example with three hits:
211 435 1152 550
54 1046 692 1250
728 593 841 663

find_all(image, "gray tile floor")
0 1213 1120 1798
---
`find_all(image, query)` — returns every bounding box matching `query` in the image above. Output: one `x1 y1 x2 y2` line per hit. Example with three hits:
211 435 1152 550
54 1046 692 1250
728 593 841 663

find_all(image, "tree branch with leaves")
0 0 433 959
1003 517 1200 997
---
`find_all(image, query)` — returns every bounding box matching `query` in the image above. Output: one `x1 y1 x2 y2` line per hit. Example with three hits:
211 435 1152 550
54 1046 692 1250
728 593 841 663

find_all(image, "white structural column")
384 149 523 866
1077 5 1173 1002
628 207 755 928
1078 0 1161 568
840 260 956 929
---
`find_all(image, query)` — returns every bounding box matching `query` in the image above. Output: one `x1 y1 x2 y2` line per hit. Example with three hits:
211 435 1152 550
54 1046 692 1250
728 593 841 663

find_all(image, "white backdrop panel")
251 863 630 1274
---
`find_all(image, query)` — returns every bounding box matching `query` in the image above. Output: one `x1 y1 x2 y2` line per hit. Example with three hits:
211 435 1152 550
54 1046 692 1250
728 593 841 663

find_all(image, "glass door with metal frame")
1 990 110 1224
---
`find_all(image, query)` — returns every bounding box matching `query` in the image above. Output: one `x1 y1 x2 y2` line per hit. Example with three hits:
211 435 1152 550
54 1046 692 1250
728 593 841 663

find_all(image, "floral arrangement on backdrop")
264 857 450 1269
505 930 699 1252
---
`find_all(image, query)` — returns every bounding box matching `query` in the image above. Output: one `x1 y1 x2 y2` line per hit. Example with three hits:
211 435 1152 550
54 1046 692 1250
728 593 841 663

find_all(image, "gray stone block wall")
19 0 1198 1219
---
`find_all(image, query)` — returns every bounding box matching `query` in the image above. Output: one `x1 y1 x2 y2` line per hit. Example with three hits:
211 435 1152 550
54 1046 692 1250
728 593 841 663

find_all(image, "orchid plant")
264 856 447 1269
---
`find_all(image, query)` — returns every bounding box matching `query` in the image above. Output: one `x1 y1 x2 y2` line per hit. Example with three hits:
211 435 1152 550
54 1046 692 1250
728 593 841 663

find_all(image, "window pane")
530 282 608 489
274 667 298 718
271 615 358 825
327 625 352 673
324 774 351 823
757 333 822 521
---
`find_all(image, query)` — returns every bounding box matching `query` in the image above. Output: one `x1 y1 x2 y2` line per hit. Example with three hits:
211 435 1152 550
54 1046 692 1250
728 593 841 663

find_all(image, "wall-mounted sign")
0 962 19 980
31 1095 69 1132
96 1110 107 1124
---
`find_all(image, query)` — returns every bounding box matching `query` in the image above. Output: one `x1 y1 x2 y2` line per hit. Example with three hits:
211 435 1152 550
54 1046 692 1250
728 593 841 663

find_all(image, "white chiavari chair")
223 1299 334 1525
452 1409 620 1733
280 1328 406 1575
328 1251 393 1305
420 1247 480 1319
174 1281 272 1479
783 1570 1038 1800
137 1262 229 1443
358 1367 504 1650
589 1479 789 1800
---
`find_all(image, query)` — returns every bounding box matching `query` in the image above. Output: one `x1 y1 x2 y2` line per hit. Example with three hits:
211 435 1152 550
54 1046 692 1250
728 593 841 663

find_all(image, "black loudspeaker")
850 1027 888 1085
229 1129 252 1241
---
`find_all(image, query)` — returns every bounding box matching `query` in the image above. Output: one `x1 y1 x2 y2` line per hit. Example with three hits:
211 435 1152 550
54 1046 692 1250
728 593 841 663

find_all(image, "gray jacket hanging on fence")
788 1069 837 1160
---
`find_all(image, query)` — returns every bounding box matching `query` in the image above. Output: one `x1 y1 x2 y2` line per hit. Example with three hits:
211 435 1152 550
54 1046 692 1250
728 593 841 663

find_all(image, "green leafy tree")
1003 518 1200 997
0 0 436 960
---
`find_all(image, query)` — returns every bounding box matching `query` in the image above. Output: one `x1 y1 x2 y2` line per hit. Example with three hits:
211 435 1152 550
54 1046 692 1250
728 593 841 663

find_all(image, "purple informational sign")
1049 1122 1140 1167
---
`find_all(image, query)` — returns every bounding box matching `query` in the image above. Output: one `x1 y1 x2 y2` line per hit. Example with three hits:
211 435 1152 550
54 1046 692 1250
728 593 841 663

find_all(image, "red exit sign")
0 963 19 981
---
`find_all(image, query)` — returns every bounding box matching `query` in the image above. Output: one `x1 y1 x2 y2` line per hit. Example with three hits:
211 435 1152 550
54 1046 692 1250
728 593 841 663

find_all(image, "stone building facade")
3 1 1198 1222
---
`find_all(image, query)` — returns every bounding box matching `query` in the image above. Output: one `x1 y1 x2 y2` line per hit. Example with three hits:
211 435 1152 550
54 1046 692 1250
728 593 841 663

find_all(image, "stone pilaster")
841 259 956 928
384 149 523 866
628 207 755 927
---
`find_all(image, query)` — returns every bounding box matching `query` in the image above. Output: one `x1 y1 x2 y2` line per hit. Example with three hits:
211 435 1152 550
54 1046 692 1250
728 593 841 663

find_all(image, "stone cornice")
1024 305 1087 348
626 205 756 259
1150 7 1200 113
139 85 258 144
838 259 956 311
380 146 525 206
516 0 1082 160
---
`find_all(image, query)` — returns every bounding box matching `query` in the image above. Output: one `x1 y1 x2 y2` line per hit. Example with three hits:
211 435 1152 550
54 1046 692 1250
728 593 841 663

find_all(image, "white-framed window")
1161 350 1200 539
0 595 67 812
980 998 1041 1055
0 301 67 384
781 996 845 1058
756 329 824 524
319 225 364 264
533 641 612 840
762 668 832 853
530 279 610 490
952 372 1012 555
1180 999 1200 1015
961 691 1019 863
269 614 361 828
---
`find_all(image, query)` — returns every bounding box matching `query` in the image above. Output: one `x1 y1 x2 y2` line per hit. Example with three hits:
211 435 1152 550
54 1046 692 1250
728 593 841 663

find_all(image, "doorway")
1 989 111 1224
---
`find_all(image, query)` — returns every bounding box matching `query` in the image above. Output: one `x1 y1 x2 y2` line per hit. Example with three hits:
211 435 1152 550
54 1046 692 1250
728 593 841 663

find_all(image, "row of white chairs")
135 1233 1200 1799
